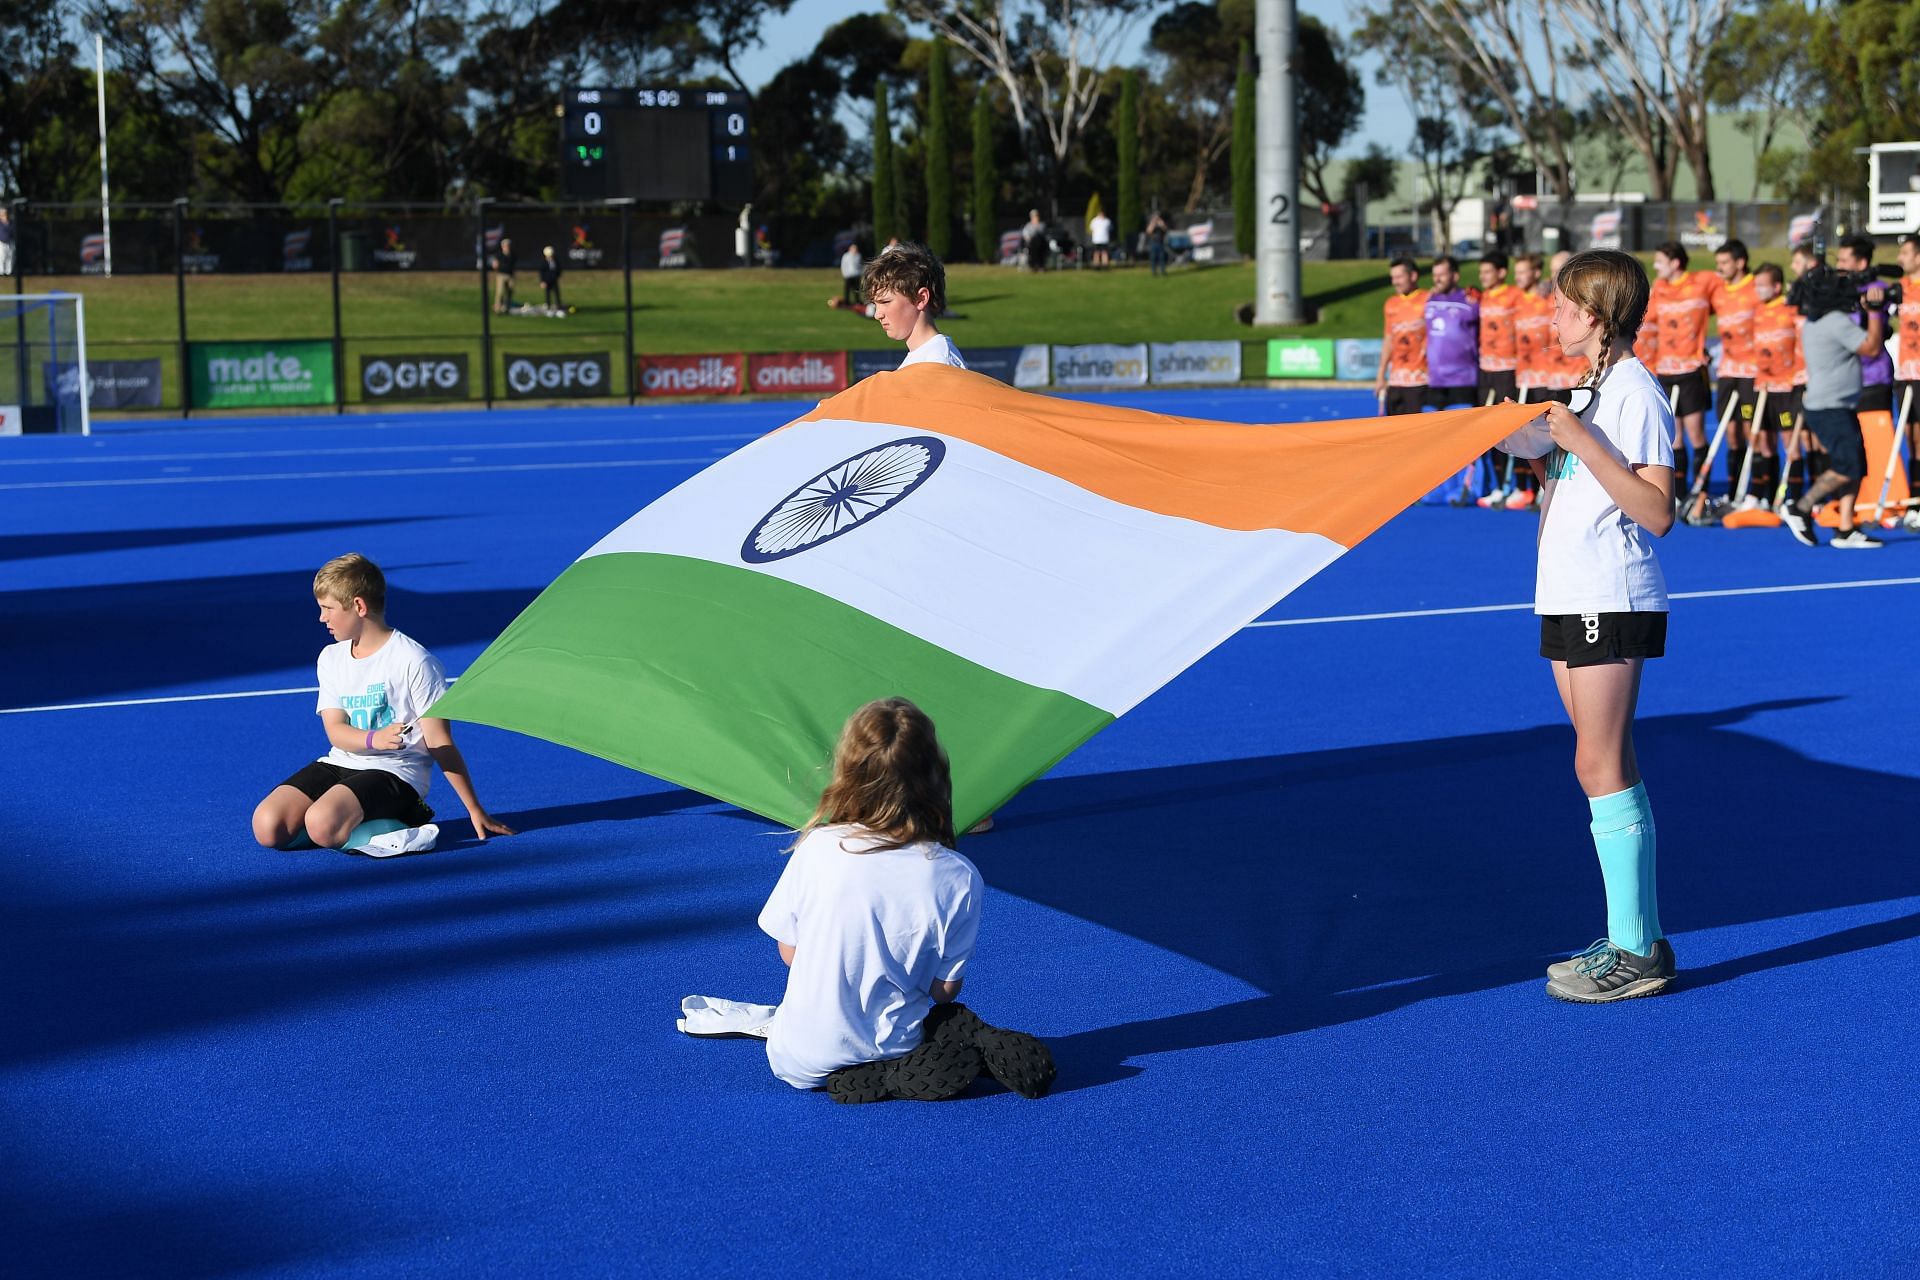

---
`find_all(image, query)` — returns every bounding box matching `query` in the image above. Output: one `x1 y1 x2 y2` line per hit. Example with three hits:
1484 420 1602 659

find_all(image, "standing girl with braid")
1497 249 1678 1002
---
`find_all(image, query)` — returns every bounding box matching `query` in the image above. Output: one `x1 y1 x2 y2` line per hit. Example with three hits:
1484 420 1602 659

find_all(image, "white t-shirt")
839 245 863 280
757 824 982 1088
899 335 967 369
1498 356 1673 615
315 629 448 797
1090 214 1113 246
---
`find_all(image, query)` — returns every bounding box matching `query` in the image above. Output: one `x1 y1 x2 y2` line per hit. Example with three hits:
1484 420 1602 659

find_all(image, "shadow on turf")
969 696 1920 1090
0 516 450 564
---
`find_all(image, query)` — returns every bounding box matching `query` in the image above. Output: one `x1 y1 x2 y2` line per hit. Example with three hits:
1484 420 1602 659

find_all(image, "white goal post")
1 293 90 436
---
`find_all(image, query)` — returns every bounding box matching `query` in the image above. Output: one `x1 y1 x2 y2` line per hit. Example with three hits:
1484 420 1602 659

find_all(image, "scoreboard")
560 87 751 203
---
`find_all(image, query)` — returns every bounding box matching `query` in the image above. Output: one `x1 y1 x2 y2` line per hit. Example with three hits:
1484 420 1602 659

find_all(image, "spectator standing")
1145 211 1169 276
538 245 563 313
490 236 517 314
1021 210 1047 273
1088 207 1113 269
839 239 864 306
0 207 13 277
1373 256 1428 416
1422 255 1480 408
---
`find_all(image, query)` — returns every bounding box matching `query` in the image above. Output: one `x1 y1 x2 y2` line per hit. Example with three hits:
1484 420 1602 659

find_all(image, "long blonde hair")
1554 249 1651 388
800 698 956 852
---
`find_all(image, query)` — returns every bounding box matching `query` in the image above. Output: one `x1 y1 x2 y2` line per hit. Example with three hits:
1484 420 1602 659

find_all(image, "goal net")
0 293 90 435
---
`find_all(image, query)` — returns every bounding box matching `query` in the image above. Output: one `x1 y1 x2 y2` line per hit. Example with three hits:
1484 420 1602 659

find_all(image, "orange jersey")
1514 289 1555 389
1752 296 1800 395
1898 274 1920 382
1646 270 1717 375
1478 283 1522 371
1711 272 1759 379
1382 288 1429 386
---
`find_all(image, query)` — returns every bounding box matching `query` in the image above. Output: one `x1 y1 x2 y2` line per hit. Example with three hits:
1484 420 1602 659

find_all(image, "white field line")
0 433 755 467
7 577 1915 717
0 456 723 491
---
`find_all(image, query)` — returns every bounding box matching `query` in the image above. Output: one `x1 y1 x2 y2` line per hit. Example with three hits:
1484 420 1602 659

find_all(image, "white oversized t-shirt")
898 335 967 370
1498 356 1673 615
315 629 448 797
1090 214 1113 246
757 824 982 1088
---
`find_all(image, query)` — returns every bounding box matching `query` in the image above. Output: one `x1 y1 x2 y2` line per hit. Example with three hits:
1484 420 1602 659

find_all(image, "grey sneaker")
1546 937 1675 1003
1830 527 1885 549
1546 938 1612 983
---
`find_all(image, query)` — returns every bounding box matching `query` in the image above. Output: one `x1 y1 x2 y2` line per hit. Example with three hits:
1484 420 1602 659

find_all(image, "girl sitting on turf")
757 698 1054 1103
1497 249 1678 1003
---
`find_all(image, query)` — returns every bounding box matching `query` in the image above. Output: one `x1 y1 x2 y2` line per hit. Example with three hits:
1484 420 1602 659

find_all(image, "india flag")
432 367 1541 829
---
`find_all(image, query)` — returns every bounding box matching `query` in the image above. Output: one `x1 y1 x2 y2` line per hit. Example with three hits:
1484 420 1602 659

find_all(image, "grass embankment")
19 260 1395 410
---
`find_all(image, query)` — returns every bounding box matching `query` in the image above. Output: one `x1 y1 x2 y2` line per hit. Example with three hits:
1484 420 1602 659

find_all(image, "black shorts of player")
1477 369 1517 403
1539 612 1668 667
1425 385 1479 410
1898 381 1920 425
1858 382 1894 414
1521 387 1573 405
279 761 434 825
1803 406 1867 479
1384 385 1426 416
1757 387 1800 433
1659 368 1711 418
1717 375 1754 422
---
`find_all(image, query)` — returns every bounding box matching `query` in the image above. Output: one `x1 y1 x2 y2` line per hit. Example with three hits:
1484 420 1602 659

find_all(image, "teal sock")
339 818 407 850
276 829 317 851
1589 782 1661 955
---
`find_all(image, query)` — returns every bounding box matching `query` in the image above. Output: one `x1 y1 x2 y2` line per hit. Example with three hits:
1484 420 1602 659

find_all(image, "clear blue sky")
731 0 1409 159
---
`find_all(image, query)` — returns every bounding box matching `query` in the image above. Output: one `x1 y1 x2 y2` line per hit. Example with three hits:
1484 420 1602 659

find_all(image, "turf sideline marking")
8 577 1914 717
1246 575 1920 628
0 433 756 467
0 457 722 491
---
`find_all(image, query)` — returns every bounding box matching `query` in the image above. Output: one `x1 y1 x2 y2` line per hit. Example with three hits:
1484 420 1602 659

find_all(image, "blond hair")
313 552 386 614
800 698 956 853
1554 249 1651 387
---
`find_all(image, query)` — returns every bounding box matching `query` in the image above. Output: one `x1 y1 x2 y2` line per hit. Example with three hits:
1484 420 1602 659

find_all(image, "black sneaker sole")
976 1028 1056 1098
825 1061 894 1104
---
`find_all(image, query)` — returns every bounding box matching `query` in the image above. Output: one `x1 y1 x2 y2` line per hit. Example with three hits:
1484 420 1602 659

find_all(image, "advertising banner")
1051 342 1149 387
48 359 165 409
503 351 613 399
360 354 469 402
749 351 847 396
190 341 335 409
1266 339 1335 378
849 350 897 382
637 353 744 397
967 345 1050 388
1334 339 1383 383
1149 341 1240 384
0 405 20 435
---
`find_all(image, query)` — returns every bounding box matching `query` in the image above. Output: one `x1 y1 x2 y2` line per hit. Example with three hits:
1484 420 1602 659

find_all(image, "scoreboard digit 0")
560 87 751 203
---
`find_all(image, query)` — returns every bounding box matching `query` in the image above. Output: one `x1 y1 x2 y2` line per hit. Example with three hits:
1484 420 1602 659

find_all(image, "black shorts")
1717 375 1754 422
1756 387 1800 432
1540 612 1668 667
1897 381 1920 426
1520 387 1573 405
1803 407 1866 479
1477 369 1517 403
1659 368 1711 418
1384 384 1426 416
279 761 433 825
1859 383 1893 415
1425 385 1479 410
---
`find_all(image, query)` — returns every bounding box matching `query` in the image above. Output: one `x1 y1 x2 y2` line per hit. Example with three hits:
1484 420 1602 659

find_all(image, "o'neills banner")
750 352 847 395
504 352 612 399
1051 343 1149 388
1150 341 1241 384
638 353 745 397
190 341 335 409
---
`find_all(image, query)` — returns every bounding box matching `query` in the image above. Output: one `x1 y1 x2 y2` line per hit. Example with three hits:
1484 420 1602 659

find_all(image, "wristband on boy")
365 729 376 751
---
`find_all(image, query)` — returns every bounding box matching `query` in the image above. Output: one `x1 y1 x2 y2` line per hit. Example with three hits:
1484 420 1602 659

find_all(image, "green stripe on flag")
430 552 1111 829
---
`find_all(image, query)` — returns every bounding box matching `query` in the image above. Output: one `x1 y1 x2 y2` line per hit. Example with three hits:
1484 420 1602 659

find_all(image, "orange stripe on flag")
801 365 1548 546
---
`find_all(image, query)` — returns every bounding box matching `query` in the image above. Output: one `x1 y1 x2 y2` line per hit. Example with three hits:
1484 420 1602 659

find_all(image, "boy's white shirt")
899 334 966 369
1499 355 1673 615
315 628 447 797
757 824 982 1088
1090 214 1113 244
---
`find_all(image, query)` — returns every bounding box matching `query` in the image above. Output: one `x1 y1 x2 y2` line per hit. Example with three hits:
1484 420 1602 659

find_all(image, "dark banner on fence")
360 354 470 401
1512 202 1831 254
48 359 165 409
502 351 612 398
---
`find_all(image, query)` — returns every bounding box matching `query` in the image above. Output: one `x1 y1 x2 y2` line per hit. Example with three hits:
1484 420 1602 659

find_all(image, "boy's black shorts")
1384 384 1426 416
1425 385 1479 410
1659 368 1711 418
1539 612 1668 667
279 761 433 825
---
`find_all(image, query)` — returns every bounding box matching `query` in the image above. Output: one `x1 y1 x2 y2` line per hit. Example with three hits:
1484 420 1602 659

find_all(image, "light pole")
1253 0 1301 325
89 23 112 278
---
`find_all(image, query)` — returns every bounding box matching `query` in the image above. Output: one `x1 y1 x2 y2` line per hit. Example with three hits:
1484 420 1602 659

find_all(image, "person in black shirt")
539 245 563 313
490 236 516 314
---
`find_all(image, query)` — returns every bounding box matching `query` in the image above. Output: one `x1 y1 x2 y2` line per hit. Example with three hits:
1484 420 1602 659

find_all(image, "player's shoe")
357 823 440 858
1546 938 1612 983
1782 507 1820 547
1736 493 1763 511
1546 937 1675 1003
1503 488 1536 511
1903 509 1920 533
1830 527 1885 549
1476 487 1510 509
933 1004 1057 1099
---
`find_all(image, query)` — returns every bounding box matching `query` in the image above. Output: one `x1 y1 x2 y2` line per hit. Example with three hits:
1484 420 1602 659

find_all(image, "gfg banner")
1051 343 1149 387
1149 341 1240 384
361 354 469 401
190 341 334 408
504 352 612 399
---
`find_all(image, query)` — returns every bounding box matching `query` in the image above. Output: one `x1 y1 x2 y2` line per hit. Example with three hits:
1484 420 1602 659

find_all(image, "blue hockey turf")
4 391 1916 1277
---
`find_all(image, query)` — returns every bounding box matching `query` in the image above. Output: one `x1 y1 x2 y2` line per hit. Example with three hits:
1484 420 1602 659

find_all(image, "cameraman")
1782 257 1887 549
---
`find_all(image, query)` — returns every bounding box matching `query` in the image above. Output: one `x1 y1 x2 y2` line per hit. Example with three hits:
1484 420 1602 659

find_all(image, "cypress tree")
926 39 953 257
892 143 911 248
1233 41 1256 258
1117 69 1140 253
972 90 998 263
873 82 896 247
